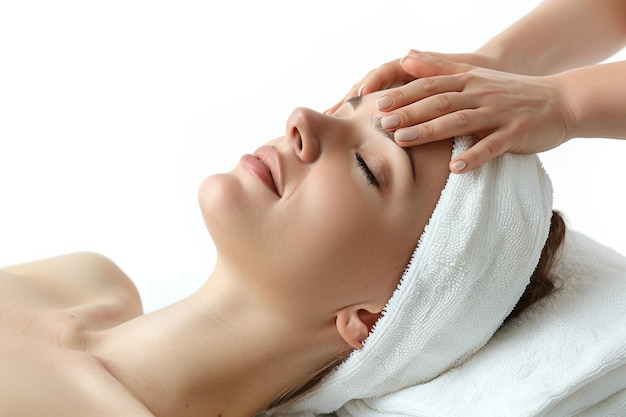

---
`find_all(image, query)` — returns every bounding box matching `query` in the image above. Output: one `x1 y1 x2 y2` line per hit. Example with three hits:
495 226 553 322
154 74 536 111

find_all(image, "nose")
286 107 340 164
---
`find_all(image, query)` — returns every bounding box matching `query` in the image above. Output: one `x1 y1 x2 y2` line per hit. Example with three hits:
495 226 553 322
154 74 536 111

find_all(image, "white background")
1 1 624 313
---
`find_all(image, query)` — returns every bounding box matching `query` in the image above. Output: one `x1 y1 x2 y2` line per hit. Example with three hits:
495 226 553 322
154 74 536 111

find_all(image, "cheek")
277 180 413 294
292 217 412 308
290 176 375 246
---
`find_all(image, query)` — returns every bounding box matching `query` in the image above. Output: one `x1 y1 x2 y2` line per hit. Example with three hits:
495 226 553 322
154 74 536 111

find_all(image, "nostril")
293 127 303 151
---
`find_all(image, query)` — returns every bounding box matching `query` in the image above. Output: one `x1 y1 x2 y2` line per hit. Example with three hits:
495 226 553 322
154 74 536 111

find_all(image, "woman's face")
199 92 452 314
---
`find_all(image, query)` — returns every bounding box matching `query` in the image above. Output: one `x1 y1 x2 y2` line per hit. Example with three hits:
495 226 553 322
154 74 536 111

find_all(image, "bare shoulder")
0 347 156 417
0 253 152 416
1 252 143 317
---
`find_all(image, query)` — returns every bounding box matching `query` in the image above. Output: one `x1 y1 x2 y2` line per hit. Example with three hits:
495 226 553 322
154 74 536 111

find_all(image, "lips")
240 145 283 197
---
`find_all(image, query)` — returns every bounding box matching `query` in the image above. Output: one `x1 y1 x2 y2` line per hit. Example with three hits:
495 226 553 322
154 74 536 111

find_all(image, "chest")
0 308 153 416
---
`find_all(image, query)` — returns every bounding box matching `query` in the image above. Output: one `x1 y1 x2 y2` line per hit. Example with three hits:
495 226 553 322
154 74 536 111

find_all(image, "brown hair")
505 210 566 322
269 210 567 409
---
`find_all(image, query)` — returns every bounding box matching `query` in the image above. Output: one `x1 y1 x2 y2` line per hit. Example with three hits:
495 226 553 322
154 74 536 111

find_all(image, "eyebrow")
347 95 416 180
347 96 394 141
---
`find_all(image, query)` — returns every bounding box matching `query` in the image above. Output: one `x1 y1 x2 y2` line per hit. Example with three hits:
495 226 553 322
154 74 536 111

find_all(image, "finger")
449 131 510 173
426 51 476 62
423 51 493 68
384 86 486 133
327 59 416 114
393 107 497 146
375 74 467 112
325 82 363 114
325 71 373 114
327 65 412 114
325 77 382 115
401 52 473 79
361 61 414 96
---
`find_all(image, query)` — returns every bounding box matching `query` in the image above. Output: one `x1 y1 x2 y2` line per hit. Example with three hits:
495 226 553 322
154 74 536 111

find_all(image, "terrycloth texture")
271 136 554 416
337 230 626 417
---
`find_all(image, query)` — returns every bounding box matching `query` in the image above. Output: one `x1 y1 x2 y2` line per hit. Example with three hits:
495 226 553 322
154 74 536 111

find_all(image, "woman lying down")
2 90 596 417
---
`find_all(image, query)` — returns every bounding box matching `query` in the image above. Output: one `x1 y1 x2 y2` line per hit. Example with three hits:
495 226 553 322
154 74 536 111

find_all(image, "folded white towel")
338 230 626 417
271 136 554 415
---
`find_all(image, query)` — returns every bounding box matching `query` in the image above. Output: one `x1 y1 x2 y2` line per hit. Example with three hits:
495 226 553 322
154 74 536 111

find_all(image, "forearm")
477 0 626 75
557 60 626 140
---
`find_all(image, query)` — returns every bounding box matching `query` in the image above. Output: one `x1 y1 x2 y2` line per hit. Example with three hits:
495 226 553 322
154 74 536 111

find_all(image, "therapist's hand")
377 52 572 173
326 50 501 115
325 58 416 115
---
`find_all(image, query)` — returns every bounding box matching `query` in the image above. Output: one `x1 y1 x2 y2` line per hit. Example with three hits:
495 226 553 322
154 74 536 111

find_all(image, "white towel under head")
339 230 626 417
277 136 554 415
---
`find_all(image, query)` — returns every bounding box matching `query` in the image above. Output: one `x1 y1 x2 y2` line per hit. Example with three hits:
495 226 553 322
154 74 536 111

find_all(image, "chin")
198 171 281 279
197 171 267 256
198 172 242 231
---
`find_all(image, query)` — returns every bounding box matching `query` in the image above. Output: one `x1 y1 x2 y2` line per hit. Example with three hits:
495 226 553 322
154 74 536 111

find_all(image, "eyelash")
356 153 380 187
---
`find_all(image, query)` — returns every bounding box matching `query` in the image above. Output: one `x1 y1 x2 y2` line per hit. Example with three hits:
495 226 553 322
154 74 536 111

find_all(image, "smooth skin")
0 92 452 417
329 0 626 173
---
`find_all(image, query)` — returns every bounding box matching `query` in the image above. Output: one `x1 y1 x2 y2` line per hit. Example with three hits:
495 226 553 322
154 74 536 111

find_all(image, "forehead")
345 94 406 155
334 91 387 116
334 92 395 141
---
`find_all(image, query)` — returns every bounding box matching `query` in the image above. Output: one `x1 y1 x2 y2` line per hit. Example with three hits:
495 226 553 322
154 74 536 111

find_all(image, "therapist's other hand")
378 52 571 173
325 58 416 115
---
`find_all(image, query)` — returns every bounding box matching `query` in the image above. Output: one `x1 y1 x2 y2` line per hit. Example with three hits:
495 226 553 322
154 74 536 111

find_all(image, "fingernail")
376 96 393 110
410 53 435 62
394 128 418 142
357 84 365 96
400 54 419 65
381 114 400 129
451 160 467 172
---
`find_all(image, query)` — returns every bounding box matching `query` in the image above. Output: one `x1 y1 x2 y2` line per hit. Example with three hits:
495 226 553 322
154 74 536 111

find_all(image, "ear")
335 306 383 350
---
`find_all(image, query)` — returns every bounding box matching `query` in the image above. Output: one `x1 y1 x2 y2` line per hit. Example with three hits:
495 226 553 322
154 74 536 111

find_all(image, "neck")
90 263 346 417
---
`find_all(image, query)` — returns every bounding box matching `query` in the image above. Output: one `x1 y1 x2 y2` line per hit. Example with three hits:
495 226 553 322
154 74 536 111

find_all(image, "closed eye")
356 153 379 187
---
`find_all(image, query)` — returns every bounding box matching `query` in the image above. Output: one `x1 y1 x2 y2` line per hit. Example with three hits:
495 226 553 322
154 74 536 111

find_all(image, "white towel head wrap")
274 136 554 416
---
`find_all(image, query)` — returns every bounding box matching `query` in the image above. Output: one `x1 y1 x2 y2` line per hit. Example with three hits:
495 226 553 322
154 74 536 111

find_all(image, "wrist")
555 62 626 141
550 72 578 142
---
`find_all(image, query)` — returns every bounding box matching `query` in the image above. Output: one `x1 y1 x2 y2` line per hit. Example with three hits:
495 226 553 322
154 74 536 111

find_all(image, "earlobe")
335 307 383 350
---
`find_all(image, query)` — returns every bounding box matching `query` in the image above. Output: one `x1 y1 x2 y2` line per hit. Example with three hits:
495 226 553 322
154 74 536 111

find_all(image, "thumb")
400 51 473 78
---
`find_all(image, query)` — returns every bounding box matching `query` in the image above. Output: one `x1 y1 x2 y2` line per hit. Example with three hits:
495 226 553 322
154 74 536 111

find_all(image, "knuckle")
457 72 476 84
509 118 529 137
434 94 452 112
451 111 471 128
391 109 408 126
417 77 438 93
483 137 502 157
393 89 410 105
417 123 435 140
